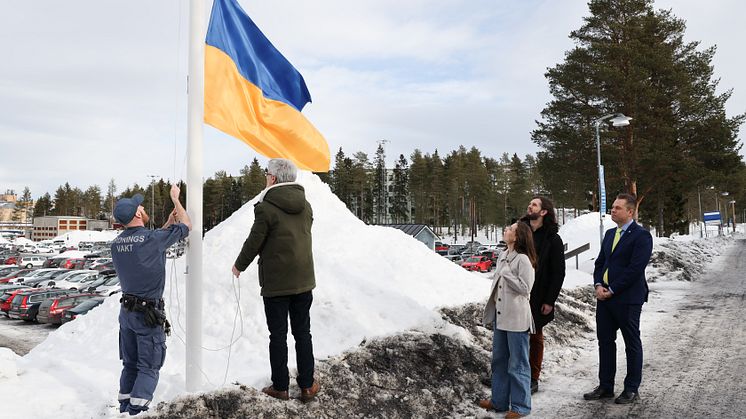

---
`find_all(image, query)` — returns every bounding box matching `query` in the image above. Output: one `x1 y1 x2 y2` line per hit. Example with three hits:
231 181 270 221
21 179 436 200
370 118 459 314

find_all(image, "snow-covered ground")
0 172 738 418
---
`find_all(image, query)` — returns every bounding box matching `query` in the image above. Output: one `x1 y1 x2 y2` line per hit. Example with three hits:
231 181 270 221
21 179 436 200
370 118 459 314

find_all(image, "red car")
461 256 494 272
1 287 31 315
37 293 99 325
61 258 86 269
4 256 18 265
435 241 450 252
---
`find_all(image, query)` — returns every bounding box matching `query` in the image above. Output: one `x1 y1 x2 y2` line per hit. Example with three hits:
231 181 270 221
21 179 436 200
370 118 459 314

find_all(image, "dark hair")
513 222 538 268
616 193 637 211
532 196 558 226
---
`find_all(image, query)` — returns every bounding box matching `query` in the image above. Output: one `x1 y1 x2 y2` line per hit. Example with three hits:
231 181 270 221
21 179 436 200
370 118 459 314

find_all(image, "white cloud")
0 0 743 199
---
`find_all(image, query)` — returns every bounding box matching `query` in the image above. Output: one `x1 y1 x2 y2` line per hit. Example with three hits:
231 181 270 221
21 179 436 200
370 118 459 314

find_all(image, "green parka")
234 183 316 297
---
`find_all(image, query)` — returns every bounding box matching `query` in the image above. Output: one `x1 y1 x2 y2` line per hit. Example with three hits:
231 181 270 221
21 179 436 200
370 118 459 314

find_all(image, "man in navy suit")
583 193 653 404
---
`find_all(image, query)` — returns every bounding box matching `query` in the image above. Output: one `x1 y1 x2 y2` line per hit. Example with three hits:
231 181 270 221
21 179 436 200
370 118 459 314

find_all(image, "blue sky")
1 0 744 199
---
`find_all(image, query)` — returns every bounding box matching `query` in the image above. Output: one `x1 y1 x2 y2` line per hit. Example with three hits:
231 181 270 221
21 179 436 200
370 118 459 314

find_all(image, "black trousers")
596 300 643 393
263 290 315 391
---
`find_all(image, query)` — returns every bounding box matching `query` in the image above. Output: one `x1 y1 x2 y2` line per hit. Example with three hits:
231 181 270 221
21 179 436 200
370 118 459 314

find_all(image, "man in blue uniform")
111 185 191 416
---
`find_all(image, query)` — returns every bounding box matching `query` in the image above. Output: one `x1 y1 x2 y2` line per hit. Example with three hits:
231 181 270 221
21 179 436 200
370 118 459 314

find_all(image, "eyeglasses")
264 168 273 176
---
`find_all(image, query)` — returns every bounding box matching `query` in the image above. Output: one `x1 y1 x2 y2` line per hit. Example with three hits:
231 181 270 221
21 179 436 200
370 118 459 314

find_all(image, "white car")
86 275 121 296
17 256 46 269
40 270 99 290
33 245 54 254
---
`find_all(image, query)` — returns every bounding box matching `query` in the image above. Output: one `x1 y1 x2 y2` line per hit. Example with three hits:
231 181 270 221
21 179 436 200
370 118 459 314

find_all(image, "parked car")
461 255 494 272
463 241 482 252
17 255 47 269
88 275 121 296
8 288 75 321
11 269 71 287
43 270 100 290
0 266 28 284
434 241 450 252
16 244 36 253
94 260 115 271
61 297 106 324
0 265 20 278
1 287 32 316
42 256 67 268
447 245 466 255
444 254 466 266
36 293 100 325
3 255 18 265
478 250 501 263
33 245 54 254
85 258 111 270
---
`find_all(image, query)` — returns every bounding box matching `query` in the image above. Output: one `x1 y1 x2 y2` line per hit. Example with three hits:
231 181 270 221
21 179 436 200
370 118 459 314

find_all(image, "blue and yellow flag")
205 0 330 172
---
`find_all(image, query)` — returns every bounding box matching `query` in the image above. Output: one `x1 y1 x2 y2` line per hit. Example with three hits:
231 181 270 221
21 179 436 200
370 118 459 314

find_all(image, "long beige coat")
483 250 536 333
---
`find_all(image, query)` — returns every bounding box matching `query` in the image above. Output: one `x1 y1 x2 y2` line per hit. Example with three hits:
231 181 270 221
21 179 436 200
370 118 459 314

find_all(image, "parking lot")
0 315 52 355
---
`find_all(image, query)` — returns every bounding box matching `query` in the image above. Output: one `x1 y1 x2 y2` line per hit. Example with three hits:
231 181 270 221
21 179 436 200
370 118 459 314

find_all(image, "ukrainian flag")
204 0 330 172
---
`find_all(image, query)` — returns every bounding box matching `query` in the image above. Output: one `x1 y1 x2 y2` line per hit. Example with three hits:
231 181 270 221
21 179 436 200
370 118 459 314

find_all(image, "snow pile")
646 235 730 282
0 172 490 418
55 250 92 259
53 229 119 246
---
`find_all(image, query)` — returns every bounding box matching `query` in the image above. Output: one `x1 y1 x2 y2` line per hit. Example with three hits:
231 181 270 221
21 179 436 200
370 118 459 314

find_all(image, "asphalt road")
534 238 746 418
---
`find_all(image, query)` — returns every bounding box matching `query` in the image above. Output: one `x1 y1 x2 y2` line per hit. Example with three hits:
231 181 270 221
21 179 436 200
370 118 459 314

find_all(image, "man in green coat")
232 158 320 403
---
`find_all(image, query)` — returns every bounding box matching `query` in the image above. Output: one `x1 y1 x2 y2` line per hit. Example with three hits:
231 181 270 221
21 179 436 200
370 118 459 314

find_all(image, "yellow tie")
603 228 623 285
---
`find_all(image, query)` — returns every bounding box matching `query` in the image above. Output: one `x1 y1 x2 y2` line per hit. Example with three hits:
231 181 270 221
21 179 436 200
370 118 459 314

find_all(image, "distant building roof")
383 224 438 238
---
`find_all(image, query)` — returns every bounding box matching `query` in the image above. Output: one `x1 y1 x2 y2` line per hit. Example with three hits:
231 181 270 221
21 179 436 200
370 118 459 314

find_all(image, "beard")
141 212 150 226
524 212 541 221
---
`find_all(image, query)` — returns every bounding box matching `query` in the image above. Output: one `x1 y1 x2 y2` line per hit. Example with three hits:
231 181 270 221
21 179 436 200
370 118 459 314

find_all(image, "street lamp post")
594 113 632 247
728 200 736 233
721 192 729 235
697 185 704 238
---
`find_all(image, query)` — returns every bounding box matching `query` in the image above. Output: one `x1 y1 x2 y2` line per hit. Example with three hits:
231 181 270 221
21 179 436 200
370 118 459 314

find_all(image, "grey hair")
267 158 297 183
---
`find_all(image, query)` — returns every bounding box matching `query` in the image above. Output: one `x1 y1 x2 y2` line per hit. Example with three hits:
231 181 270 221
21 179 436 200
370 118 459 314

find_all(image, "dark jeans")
263 290 315 391
596 300 643 393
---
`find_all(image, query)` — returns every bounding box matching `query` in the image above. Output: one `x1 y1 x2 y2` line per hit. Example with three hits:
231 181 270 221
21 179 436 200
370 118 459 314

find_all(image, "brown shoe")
478 399 494 410
300 380 320 403
262 385 289 401
505 411 525 419
478 399 507 412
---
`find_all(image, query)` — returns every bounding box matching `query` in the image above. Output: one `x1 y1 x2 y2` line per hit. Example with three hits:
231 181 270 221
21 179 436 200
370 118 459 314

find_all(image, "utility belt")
120 294 171 336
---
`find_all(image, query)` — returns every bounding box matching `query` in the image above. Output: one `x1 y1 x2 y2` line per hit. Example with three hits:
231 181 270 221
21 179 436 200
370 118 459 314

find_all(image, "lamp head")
610 114 632 127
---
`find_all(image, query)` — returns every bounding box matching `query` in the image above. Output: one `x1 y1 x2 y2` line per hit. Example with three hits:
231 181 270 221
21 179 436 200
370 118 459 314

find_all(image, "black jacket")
528 223 565 329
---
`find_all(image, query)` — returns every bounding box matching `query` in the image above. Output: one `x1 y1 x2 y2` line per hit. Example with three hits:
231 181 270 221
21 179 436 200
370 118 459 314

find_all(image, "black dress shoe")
615 391 638 404
531 379 538 394
583 386 614 400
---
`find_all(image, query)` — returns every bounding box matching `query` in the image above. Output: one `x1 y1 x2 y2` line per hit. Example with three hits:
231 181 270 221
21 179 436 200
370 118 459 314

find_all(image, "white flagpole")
186 0 205 392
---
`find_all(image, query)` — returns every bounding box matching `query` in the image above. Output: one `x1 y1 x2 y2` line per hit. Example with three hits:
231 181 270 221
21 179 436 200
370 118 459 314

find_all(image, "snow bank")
0 172 490 418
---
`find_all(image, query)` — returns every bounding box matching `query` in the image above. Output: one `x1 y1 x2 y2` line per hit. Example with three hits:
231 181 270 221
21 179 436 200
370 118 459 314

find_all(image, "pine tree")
240 158 265 203
34 193 53 217
372 144 387 224
391 154 410 223
532 0 744 234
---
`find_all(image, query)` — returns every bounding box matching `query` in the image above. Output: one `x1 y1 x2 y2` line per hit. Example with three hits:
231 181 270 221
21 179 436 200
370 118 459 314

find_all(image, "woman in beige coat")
479 222 537 418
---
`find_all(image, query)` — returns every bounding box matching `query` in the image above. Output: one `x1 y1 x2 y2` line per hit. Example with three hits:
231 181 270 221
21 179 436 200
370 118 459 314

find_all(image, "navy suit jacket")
593 221 653 304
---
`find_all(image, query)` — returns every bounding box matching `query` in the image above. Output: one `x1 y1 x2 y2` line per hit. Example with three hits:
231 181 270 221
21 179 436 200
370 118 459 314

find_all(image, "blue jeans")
491 326 531 415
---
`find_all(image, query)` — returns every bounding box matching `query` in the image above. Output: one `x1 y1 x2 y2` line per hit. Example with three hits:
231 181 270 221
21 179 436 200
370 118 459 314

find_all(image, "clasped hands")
595 285 613 301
